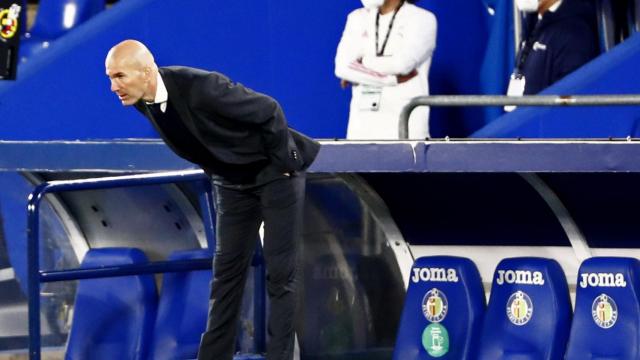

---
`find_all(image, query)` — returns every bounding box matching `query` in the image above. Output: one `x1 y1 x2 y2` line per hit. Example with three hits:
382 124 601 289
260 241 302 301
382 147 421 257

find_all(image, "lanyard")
515 20 543 74
375 1 404 56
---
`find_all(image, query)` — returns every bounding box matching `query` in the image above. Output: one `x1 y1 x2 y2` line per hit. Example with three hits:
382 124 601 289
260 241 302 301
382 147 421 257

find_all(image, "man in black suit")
105 39 320 360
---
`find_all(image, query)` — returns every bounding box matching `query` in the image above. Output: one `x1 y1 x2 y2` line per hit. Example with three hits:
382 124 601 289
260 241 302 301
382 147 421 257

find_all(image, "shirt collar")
153 72 168 104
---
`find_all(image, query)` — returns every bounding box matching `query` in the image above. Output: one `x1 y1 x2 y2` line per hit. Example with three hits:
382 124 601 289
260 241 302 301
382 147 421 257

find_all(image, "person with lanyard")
335 0 437 139
506 0 598 110
105 40 320 360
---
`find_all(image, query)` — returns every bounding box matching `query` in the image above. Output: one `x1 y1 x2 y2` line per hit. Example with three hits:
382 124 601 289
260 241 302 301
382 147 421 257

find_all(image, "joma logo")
411 267 459 283
496 270 545 285
579 273 626 288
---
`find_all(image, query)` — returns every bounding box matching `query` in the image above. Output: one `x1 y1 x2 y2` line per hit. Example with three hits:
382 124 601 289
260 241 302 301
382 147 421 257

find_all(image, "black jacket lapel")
158 68 200 135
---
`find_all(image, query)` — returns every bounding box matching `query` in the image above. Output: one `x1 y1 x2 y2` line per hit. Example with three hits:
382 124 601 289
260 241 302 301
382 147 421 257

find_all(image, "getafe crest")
506 291 533 326
421 288 448 323
592 293 618 329
0 4 21 40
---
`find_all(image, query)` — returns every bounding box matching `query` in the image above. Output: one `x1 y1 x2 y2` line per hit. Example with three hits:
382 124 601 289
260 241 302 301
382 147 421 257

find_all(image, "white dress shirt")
146 72 168 113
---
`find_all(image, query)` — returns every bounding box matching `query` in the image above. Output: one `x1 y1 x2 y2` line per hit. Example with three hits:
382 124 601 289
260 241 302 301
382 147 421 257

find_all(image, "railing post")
27 185 47 360
399 97 420 139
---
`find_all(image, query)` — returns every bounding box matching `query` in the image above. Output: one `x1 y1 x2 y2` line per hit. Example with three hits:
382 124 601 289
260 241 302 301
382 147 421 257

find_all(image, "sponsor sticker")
422 323 449 357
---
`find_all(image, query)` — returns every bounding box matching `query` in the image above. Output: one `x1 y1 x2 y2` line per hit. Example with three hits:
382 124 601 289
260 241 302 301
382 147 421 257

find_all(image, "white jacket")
335 3 437 139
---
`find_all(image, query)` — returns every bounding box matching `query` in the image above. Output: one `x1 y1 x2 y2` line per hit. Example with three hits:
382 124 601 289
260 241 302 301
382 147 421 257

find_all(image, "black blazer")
135 66 320 176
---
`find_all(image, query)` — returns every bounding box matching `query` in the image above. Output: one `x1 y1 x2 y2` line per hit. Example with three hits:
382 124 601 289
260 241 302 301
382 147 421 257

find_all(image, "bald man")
105 40 320 360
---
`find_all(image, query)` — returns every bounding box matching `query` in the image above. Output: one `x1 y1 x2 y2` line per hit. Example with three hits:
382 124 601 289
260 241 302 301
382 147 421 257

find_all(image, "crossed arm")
334 9 437 88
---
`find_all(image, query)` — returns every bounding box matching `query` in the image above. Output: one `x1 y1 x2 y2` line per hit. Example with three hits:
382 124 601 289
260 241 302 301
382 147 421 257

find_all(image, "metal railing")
399 94 640 139
26 170 266 359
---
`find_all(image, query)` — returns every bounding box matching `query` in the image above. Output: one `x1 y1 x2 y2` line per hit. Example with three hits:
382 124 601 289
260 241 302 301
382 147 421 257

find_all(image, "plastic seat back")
66 247 157 360
393 256 485 360
565 257 640 360
149 249 212 360
478 257 571 360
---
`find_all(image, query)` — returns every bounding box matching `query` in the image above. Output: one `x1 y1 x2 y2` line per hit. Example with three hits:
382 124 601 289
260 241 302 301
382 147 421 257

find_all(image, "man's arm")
335 10 398 87
193 72 303 172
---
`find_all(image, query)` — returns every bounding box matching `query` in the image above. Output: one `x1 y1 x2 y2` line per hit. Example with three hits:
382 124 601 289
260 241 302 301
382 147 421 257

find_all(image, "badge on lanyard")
505 73 526 112
359 85 383 111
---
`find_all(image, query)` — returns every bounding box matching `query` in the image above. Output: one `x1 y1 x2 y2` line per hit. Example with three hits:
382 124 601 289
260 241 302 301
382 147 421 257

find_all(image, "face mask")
515 0 539 13
361 0 384 9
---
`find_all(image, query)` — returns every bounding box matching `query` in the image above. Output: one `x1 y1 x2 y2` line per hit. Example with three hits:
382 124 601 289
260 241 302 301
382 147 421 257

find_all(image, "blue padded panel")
29 0 105 39
66 247 157 360
149 249 213 360
418 0 493 136
478 257 571 360
20 0 105 61
565 257 640 360
393 256 485 360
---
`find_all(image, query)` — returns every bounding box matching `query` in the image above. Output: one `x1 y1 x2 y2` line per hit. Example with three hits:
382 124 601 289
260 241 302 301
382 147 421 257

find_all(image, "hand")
397 69 418 84
340 79 352 89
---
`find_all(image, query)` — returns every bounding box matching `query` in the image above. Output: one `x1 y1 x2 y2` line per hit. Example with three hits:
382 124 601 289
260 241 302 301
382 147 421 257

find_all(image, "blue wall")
421 0 513 136
0 0 500 140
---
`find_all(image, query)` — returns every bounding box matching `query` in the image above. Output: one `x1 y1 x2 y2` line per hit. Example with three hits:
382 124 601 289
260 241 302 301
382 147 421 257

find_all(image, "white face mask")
515 0 539 13
361 0 384 9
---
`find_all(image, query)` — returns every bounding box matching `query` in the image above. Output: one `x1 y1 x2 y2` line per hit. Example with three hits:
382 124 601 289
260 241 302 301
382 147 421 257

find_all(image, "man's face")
105 56 149 106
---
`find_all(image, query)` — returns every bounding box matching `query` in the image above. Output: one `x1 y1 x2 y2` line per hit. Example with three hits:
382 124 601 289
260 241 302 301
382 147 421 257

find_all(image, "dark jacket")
518 0 598 94
135 66 320 182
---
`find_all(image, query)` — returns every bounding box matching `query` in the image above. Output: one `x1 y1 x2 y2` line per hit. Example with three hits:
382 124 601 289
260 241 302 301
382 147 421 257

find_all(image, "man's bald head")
106 39 156 70
105 40 158 106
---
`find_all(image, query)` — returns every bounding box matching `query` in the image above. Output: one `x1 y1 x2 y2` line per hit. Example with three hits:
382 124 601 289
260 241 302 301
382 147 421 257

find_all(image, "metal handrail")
26 170 266 359
399 94 640 139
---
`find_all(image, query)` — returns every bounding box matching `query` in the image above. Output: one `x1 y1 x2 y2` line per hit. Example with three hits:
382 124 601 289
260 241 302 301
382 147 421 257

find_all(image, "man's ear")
143 66 152 82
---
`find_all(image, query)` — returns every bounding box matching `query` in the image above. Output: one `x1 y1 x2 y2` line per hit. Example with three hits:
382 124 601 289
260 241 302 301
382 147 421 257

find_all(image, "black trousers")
197 173 306 360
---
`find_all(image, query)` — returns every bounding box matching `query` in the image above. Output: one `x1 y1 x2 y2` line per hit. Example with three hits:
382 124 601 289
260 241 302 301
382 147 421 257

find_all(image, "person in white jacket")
335 0 437 140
